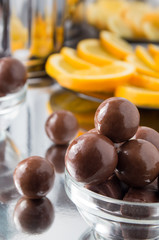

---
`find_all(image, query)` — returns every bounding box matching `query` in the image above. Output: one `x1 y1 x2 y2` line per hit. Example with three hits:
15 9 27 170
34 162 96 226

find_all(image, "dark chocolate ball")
13 197 54 234
65 132 118 184
94 97 140 143
13 156 55 199
45 110 79 145
134 126 159 150
45 144 68 173
0 57 27 95
87 174 125 200
116 139 159 188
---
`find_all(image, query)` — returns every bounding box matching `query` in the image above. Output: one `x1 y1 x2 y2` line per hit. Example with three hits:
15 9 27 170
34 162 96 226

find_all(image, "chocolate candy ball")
13 156 55 199
65 132 118 184
94 97 140 143
14 197 54 234
116 139 159 188
45 110 79 145
0 57 27 95
87 174 126 200
134 126 159 150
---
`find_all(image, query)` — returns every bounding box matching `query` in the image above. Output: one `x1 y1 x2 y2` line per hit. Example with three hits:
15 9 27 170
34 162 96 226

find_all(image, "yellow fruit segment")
135 46 159 72
148 44 159 57
77 39 117 66
61 47 93 69
100 31 133 59
126 55 159 78
105 14 134 39
142 22 159 41
130 73 159 91
115 85 159 108
46 54 135 92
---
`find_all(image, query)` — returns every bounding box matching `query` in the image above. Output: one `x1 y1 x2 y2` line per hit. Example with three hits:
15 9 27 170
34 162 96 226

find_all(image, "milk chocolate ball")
65 133 118 184
14 197 54 234
0 57 27 95
13 156 55 199
116 139 159 188
45 110 79 145
94 97 140 143
87 174 126 200
135 126 159 150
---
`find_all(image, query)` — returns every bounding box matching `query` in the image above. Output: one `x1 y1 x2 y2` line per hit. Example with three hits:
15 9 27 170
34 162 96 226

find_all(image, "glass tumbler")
0 0 65 77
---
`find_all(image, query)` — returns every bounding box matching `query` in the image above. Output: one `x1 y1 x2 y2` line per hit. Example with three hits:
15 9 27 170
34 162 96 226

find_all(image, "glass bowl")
65 169 159 240
0 84 27 132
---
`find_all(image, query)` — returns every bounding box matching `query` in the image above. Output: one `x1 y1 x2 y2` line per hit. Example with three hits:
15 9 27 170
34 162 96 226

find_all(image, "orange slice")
77 39 117 66
135 45 159 72
130 73 159 91
115 85 159 108
46 53 135 92
105 14 134 39
61 47 93 69
142 22 159 41
100 31 133 59
122 1 151 38
148 44 159 57
126 54 159 78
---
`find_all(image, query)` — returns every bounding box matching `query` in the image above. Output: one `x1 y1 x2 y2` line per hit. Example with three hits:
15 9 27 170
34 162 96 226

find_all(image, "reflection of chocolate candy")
116 139 159 187
87 174 128 200
45 144 68 173
14 197 54 234
13 156 55 199
45 110 79 145
94 97 140 143
134 126 159 150
65 133 118 184
0 188 19 203
0 58 27 95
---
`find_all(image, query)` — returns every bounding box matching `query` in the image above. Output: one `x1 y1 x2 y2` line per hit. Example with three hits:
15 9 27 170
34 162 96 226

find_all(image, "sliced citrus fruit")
148 44 159 57
100 31 133 59
121 1 151 38
46 53 135 92
135 45 159 72
77 39 117 66
105 14 134 39
115 85 159 108
142 22 159 41
126 54 159 78
130 73 159 91
61 47 93 69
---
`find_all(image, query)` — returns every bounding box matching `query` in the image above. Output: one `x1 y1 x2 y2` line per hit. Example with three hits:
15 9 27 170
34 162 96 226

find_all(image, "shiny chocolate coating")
45 110 79 145
121 187 159 220
45 144 68 173
87 174 126 200
14 197 54 234
0 57 27 95
13 156 55 199
123 187 159 204
116 139 159 188
94 97 140 143
88 128 98 134
65 133 118 184
135 126 159 150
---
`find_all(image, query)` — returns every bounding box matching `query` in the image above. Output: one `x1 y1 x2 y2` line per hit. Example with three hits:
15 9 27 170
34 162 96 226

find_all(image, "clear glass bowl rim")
0 84 27 102
65 168 159 207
